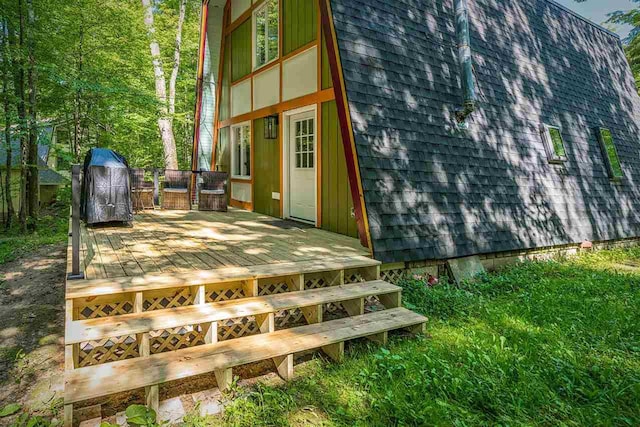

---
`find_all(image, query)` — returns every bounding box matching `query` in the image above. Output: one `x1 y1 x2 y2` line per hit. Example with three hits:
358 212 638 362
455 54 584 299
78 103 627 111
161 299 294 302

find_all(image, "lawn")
187 249 640 426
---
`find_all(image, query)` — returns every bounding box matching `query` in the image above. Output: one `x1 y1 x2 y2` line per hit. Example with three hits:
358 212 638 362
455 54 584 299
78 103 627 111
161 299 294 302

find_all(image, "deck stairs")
63 255 427 426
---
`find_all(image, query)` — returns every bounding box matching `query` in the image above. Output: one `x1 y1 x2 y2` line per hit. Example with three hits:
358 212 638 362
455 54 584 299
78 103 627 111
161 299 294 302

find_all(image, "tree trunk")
169 0 187 118
2 18 15 228
26 0 38 221
12 0 28 231
73 11 84 161
141 0 178 170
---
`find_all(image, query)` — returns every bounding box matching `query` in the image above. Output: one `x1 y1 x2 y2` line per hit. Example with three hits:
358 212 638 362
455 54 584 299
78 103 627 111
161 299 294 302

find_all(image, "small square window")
231 123 251 179
541 124 567 164
596 127 623 180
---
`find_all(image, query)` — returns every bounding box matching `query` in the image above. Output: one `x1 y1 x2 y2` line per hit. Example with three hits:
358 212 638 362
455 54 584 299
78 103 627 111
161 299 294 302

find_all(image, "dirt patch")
0 243 66 423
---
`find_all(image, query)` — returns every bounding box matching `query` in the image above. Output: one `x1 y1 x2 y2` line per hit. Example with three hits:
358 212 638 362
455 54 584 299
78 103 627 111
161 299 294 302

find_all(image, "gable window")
253 0 279 70
596 127 623 179
231 123 251 179
541 124 567 163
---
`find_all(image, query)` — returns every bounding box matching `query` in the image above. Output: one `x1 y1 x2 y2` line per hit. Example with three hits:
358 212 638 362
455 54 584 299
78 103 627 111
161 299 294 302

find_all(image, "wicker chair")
161 170 192 210
130 168 155 212
198 171 228 212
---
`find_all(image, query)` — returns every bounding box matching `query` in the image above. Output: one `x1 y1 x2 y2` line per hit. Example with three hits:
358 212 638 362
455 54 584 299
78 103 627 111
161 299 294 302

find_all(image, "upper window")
253 0 279 70
541 124 567 164
596 128 623 180
232 123 251 179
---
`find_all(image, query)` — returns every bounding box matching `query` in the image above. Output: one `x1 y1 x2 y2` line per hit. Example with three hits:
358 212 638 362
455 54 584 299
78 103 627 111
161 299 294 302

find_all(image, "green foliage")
188 249 640 426
0 403 21 417
125 404 160 427
1 0 200 169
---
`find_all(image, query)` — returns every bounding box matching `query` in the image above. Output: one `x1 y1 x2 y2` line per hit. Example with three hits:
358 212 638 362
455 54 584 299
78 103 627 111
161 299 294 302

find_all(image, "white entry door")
288 111 316 223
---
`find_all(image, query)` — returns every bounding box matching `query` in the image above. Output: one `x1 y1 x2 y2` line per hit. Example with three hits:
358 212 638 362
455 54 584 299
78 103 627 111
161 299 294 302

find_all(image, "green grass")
0 188 70 265
188 249 640 426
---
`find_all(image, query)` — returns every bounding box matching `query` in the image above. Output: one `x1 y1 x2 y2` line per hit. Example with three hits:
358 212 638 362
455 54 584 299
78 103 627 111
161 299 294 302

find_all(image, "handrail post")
69 164 84 280
153 169 160 206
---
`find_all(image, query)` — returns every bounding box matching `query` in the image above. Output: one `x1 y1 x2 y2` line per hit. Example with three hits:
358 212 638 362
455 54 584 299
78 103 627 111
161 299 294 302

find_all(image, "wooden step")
66 255 380 300
66 281 401 344
64 307 426 404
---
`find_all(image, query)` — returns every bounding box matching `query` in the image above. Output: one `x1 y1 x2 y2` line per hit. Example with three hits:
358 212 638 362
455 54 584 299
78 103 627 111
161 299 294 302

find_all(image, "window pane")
296 153 302 168
302 152 308 168
601 129 623 178
309 153 314 168
267 0 279 62
234 135 242 176
255 9 266 67
308 136 314 154
548 128 566 157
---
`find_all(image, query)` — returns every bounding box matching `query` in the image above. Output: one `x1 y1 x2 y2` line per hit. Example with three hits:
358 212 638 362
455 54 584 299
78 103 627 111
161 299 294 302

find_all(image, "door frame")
282 104 318 226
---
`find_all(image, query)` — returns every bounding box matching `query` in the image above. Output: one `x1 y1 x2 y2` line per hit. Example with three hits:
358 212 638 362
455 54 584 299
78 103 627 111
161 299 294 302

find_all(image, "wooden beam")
218 88 335 129
367 331 388 346
301 304 323 324
319 0 372 251
214 368 233 392
321 341 344 363
378 291 401 309
273 354 294 381
255 312 275 334
341 297 364 317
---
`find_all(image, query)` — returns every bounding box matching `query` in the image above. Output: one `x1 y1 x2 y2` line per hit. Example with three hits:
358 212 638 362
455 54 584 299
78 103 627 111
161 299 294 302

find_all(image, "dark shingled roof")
330 0 640 263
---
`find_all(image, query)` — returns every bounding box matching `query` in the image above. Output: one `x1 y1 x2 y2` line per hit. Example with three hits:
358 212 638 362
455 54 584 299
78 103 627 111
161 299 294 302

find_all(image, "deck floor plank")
75 209 369 281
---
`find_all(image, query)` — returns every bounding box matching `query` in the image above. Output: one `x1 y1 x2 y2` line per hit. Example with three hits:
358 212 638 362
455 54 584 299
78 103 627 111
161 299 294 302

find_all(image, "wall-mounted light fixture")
264 115 279 140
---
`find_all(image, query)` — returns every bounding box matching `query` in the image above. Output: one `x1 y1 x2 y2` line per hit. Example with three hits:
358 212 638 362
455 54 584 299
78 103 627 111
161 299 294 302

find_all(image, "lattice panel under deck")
259 280 290 296
149 326 206 354
304 273 343 313
218 317 259 341
78 335 139 367
77 299 134 320
206 286 246 302
344 271 366 284
144 287 195 311
381 268 406 285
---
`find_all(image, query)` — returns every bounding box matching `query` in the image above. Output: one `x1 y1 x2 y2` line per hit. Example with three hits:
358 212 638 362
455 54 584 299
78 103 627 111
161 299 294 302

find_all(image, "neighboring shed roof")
331 0 640 263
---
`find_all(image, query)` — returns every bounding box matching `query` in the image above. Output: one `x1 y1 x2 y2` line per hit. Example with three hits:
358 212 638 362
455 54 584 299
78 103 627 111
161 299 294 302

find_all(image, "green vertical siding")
231 19 252 82
321 33 333 90
253 118 281 217
283 0 317 56
219 38 231 122
321 101 357 238
216 127 231 202
216 127 231 174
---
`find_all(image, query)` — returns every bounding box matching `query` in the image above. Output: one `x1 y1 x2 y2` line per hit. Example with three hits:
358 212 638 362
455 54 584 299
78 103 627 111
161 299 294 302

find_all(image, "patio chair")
130 168 155 212
198 171 228 212
161 170 192 210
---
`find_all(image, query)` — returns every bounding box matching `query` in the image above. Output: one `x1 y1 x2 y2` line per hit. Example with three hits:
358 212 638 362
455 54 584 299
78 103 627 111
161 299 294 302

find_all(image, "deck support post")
273 354 294 381
69 165 84 280
301 304 323 324
64 404 73 427
406 322 427 336
322 341 345 363
194 285 217 343
379 292 402 309
290 273 304 291
342 298 364 317
153 169 160 206
145 385 159 412
243 279 259 297
214 368 233 392
362 265 380 281
255 312 275 333
367 331 388 346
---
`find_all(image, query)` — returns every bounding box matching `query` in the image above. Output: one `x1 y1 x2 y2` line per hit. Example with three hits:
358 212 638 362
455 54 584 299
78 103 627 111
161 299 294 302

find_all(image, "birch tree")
141 0 187 171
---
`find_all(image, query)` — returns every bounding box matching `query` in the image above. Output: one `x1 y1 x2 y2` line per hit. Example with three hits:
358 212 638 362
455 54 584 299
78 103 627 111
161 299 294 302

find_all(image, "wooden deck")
79 209 369 280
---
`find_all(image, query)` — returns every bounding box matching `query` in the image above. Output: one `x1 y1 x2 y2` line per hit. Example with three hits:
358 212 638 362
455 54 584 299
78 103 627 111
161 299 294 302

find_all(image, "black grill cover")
81 148 133 225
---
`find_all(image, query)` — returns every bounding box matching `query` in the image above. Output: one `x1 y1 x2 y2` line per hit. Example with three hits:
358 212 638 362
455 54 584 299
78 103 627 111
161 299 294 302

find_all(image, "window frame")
252 0 280 72
540 123 568 164
231 122 252 180
595 127 624 180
